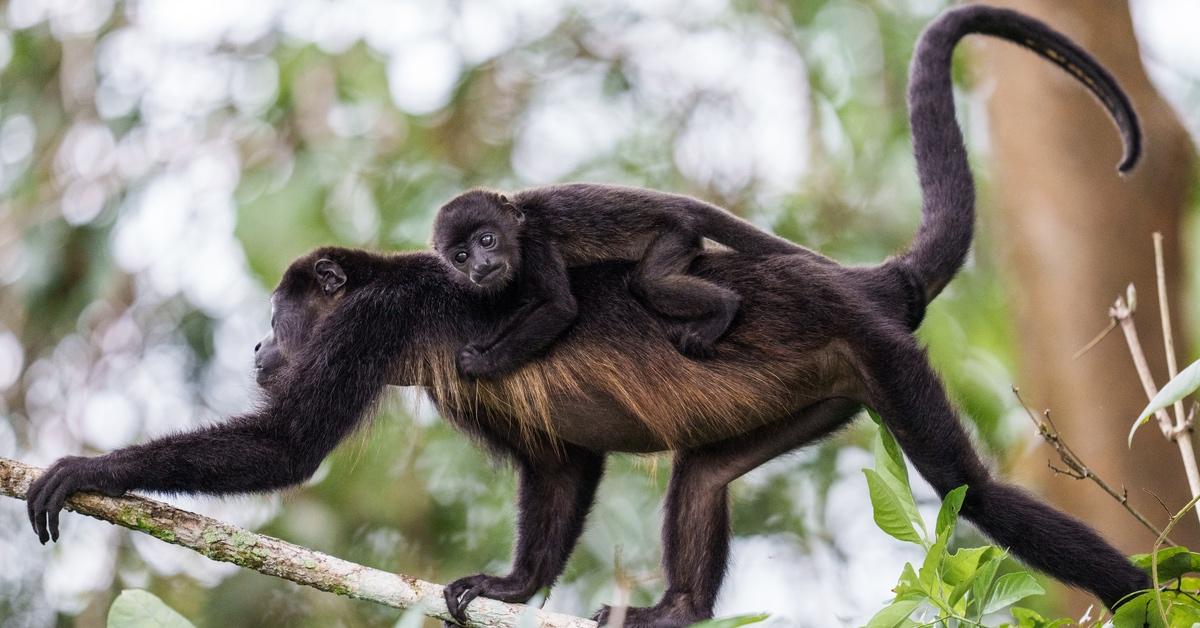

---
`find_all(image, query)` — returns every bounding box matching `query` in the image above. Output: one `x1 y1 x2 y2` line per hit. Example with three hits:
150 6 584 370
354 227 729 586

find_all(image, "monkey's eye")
453 251 469 264
479 233 495 248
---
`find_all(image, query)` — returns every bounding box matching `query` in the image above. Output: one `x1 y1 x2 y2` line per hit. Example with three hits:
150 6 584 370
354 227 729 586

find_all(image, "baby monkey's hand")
456 344 500 379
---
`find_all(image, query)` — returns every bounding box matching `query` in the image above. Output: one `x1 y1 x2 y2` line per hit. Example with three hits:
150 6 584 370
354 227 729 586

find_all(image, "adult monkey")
27 6 1146 627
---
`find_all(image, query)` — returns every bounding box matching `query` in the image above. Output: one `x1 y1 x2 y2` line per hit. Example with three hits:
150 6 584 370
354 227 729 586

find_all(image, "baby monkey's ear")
498 194 525 224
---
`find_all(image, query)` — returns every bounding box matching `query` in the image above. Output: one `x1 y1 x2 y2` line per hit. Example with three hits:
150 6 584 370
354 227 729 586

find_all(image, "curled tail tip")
1117 142 1141 175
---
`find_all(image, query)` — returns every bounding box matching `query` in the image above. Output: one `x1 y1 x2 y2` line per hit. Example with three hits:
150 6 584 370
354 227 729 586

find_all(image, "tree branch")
0 457 596 628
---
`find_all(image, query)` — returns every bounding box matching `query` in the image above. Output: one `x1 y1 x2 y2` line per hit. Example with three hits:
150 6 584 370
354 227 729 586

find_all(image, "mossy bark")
0 457 596 628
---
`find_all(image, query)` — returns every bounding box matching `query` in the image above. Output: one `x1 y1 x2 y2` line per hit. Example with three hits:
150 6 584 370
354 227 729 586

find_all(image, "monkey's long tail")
897 5 1141 304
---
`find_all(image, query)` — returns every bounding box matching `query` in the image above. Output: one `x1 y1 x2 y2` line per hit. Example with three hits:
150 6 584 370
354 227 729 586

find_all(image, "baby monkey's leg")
630 230 740 358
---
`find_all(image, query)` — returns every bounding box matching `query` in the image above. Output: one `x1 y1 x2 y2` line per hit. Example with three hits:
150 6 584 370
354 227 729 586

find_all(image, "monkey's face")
443 224 521 292
433 190 524 293
254 256 348 392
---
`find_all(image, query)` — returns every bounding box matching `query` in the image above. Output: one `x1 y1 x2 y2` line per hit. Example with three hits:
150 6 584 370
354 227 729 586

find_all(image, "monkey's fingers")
30 469 62 544
443 575 487 624
27 462 67 542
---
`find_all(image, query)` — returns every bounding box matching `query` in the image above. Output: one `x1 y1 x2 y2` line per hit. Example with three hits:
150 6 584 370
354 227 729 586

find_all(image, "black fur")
431 184 827 376
25 6 1148 626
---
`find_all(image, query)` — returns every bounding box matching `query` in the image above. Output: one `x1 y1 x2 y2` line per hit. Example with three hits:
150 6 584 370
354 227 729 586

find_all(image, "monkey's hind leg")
631 230 741 359
443 443 604 625
592 398 861 627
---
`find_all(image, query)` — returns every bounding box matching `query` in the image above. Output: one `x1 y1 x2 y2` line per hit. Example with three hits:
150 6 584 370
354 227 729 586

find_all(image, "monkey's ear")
314 258 347 294
498 195 524 224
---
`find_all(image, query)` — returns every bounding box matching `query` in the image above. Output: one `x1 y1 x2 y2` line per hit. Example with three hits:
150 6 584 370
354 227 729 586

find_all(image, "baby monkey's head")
432 189 524 293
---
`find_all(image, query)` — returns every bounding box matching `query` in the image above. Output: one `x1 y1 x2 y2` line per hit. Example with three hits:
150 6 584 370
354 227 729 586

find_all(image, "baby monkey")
432 183 817 379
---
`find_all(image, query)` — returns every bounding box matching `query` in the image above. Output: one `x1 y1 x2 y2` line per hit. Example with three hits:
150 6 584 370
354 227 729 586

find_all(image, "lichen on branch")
0 457 596 628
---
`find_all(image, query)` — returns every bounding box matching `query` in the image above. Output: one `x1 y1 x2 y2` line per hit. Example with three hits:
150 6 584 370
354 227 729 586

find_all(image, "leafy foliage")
107 590 195 628
863 423 1046 627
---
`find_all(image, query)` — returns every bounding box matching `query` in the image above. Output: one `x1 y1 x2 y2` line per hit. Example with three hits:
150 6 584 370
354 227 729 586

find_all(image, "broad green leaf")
1130 547 1200 581
943 546 1000 585
894 563 923 598
1107 590 1200 628
874 423 909 487
872 426 926 539
945 546 1001 605
982 572 1044 615
863 595 922 628
918 538 948 600
971 556 1002 617
935 485 968 543
107 590 195 628
864 469 924 545
689 613 770 628
1007 606 1073 628
1130 358 1200 447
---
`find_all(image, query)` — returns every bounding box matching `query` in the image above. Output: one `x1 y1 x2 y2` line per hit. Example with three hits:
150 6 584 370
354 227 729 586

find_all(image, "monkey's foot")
442 573 536 625
591 601 708 627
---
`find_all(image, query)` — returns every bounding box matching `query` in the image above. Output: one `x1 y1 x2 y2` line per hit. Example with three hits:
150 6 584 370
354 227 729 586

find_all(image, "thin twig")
1153 233 1200 504
1013 387 1172 545
1111 290 1176 440
1072 319 1116 361
1152 493 1200 625
1111 236 1200 528
0 458 596 628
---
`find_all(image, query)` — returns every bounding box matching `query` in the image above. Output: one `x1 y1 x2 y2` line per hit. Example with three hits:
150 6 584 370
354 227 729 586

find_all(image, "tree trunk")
979 0 1197 613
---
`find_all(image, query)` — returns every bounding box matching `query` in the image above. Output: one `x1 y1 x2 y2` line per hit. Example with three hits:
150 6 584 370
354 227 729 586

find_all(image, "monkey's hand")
27 455 126 544
442 573 539 625
455 344 503 379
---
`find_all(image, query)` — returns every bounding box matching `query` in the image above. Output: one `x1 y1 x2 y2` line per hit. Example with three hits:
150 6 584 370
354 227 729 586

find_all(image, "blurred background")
0 0 1198 626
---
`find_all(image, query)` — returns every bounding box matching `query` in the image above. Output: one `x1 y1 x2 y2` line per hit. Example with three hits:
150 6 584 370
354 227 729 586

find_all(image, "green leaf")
893 563 924 598
874 423 909 487
971 556 1002 617
1130 358 1200 447
935 485 968 543
943 546 1000 585
1109 591 1184 628
872 426 926 539
689 613 770 628
944 546 1001 605
1007 607 1073 628
1130 547 1200 581
982 572 1044 615
863 596 922 628
918 537 948 599
107 590 195 628
864 469 924 544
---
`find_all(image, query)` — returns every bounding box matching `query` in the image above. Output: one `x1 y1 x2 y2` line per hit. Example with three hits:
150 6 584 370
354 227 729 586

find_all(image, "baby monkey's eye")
479 233 495 247
453 251 469 264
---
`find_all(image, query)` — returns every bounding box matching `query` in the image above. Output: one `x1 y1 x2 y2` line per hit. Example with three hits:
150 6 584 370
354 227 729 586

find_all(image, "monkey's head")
432 189 523 293
254 248 356 393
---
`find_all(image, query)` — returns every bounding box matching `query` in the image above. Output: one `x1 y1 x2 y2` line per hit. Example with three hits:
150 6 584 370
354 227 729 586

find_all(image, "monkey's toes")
591 604 699 627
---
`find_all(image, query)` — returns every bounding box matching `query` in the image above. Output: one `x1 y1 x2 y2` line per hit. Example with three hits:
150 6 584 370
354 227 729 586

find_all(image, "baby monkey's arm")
456 242 578 379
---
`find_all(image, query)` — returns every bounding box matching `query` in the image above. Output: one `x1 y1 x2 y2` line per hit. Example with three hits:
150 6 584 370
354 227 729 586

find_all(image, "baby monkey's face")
445 222 521 292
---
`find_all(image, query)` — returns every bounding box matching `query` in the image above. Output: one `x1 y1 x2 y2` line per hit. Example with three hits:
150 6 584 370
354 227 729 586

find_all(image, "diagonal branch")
0 457 596 628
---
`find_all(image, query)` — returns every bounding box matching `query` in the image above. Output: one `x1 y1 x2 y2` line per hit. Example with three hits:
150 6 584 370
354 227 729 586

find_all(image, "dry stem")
1013 387 1172 545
